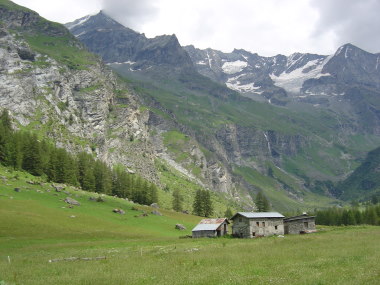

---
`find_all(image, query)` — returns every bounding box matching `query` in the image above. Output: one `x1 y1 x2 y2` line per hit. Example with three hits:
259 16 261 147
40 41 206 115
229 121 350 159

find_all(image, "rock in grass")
14 187 20 192
64 197 80 206
150 203 159 209
151 210 162 216
175 224 186 230
113 209 125 215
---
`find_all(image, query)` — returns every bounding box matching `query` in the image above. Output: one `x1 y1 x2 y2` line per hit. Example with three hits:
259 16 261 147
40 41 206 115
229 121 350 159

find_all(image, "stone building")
192 218 229 238
284 214 316 234
230 212 284 238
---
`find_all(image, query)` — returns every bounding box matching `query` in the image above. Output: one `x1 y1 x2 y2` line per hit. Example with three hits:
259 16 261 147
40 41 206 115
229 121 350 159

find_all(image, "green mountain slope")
338 146 380 201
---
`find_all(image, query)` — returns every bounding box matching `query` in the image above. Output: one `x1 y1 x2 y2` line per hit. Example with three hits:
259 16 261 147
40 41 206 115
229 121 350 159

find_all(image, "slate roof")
192 218 229 232
284 214 315 222
231 212 285 220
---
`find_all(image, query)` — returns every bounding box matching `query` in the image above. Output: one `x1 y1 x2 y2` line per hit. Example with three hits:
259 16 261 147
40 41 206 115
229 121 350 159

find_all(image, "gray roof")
192 218 228 232
231 212 285 219
284 214 315 222
192 224 221 232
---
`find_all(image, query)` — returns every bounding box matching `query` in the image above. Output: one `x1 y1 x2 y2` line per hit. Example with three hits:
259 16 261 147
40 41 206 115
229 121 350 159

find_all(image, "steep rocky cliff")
0 2 159 183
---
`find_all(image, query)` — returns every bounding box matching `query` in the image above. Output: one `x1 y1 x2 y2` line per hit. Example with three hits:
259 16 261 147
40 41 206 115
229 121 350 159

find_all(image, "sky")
12 0 380 56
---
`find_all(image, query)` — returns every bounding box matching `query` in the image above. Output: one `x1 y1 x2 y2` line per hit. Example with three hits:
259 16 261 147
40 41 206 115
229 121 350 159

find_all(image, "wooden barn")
284 213 316 234
192 218 229 238
231 212 284 238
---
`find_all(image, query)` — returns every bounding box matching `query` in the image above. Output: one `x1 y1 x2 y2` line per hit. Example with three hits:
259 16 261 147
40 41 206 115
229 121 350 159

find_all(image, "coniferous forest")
315 204 380 226
0 110 158 206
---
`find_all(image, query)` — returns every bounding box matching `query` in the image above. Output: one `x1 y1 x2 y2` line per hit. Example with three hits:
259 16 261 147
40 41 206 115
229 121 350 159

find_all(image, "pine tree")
172 189 183 212
203 190 213 217
148 183 158 204
77 152 95 191
0 110 13 166
193 189 204 216
255 191 270 212
0 109 12 130
224 207 233 219
22 133 43 176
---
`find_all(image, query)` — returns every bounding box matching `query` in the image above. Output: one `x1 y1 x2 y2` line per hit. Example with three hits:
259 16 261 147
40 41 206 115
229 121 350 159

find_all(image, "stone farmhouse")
230 212 285 238
284 213 316 234
192 218 229 238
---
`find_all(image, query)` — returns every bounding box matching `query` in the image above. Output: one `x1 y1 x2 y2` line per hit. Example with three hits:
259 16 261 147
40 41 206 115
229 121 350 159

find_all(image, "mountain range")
1 0 379 213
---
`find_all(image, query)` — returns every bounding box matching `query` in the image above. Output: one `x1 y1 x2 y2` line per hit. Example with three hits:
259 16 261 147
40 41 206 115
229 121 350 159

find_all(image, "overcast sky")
12 0 380 56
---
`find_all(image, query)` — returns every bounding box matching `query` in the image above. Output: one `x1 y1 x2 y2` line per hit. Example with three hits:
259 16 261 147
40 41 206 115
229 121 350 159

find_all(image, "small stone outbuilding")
192 218 229 238
231 212 284 238
284 214 316 234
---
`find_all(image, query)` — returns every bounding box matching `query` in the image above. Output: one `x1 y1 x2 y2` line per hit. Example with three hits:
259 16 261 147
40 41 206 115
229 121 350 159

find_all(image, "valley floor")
0 170 379 284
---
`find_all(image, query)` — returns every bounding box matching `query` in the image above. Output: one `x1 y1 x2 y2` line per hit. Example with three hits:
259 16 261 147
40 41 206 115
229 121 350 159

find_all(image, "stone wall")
232 217 284 238
284 217 316 234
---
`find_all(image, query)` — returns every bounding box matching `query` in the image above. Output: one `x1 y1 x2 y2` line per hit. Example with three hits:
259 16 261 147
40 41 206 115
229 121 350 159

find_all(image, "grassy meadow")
1 168 380 284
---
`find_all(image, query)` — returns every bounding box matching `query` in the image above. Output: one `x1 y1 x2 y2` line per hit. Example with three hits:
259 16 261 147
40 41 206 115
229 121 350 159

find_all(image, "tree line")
315 204 380 226
0 110 158 206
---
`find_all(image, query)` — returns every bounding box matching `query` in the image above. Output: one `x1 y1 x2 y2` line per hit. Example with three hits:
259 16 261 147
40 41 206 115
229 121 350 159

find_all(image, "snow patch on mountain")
226 74 261 93
197 60 207 65
222 60 248 74
66 15 92 30
270 55 333 93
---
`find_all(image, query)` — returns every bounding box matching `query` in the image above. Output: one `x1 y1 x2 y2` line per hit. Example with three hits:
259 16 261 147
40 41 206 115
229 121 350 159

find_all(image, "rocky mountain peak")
66 10 133 36
66 12 194 69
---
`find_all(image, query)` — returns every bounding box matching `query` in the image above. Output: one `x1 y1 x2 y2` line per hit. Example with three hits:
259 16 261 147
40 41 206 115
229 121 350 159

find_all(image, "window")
252 232 256 237
262 222 265 227
304 222 308 228
275 226 278 230
256 222 260 227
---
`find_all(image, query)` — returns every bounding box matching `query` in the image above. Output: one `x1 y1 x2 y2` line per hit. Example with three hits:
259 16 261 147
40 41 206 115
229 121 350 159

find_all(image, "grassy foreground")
1 169 379 284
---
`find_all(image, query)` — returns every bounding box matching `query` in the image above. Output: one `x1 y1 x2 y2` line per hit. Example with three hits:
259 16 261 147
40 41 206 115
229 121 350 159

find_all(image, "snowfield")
222 60 248 74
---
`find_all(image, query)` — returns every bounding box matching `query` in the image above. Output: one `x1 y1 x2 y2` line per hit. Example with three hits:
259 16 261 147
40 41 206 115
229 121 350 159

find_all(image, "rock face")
0 6 159 184
66 11 194 71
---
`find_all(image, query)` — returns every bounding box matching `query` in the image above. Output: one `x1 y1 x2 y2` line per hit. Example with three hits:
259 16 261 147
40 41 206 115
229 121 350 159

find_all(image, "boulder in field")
113 208 125 215
151 210 162 216
175 224 186 230
150 203 159 209
64 197 80 206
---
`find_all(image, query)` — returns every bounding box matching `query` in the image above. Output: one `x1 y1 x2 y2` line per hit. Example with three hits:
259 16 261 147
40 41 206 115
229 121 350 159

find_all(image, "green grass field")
1 168 379 285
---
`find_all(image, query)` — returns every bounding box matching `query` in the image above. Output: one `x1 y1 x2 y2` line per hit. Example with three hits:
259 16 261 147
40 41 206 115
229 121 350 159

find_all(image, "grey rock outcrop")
175 224 186 230
64 197 80 206
113 208 125 214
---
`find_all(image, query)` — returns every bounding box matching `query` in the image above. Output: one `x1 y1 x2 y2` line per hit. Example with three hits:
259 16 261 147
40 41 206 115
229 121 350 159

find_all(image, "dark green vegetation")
255 191 270 212
192 189 213 217
1 178 379 284
315 203 380 226
337 146 380 201
0 110 158 206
